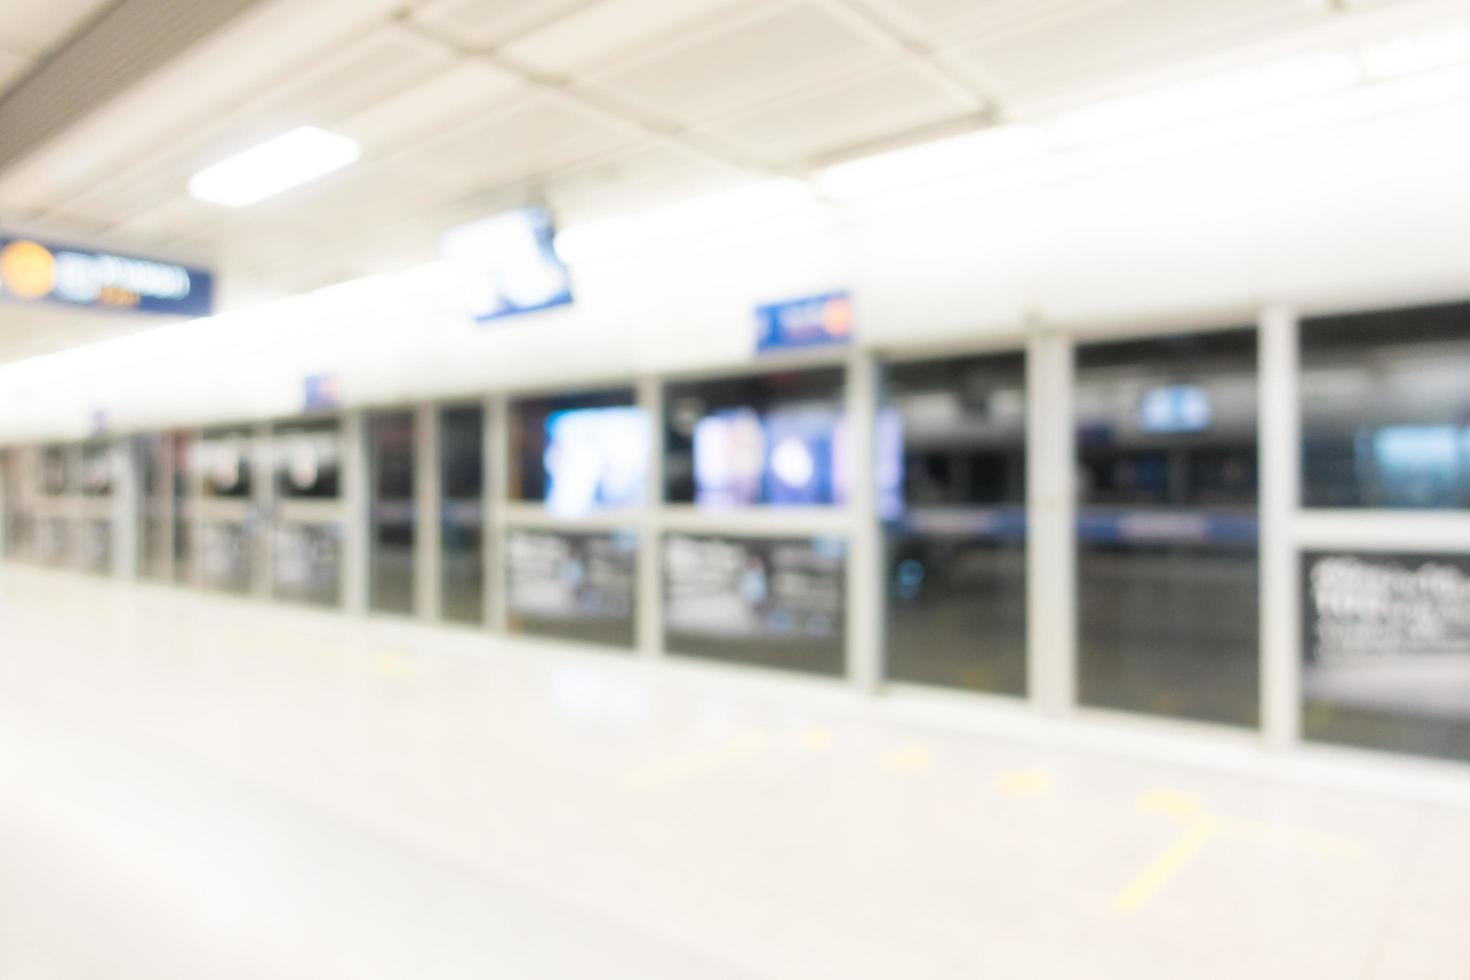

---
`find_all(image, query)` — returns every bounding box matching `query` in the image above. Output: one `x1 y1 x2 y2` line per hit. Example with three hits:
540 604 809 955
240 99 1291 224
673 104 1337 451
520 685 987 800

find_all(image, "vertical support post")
486 394 509 632
342 410 369 615
1260 305 1301 750
111 438 139 580
1027 330 1076 717
845 347 882 692
252 422 273 600
636 376 664 659
415 403 441 621
0 448 9 559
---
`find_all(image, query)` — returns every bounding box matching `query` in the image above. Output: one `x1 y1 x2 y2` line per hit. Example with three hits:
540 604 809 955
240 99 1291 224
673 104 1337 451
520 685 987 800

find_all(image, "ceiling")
0 0 1459 362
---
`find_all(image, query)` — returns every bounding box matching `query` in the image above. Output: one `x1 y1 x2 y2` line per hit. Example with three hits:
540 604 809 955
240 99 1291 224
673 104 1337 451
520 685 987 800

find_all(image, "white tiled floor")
1 564 1468 979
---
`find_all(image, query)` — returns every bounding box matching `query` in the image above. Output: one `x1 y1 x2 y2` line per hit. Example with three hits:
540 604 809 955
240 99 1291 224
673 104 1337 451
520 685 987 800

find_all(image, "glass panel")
80 442 112 497
198 427 253 499
1075 329 1259 727
663 534 846 676
664 369 846 507
506 529 637 648
883 353 1027 695
1302 302 1470 509
1 449 23 559
1303 551 1470 762
273 522 342 608
440 405 484 624
200 521 252 593
171 433 193 584
40 446 70 496
510 388 646 515
273 419 341 500
369 411 415 615
36 517 68 565
79 519 111 574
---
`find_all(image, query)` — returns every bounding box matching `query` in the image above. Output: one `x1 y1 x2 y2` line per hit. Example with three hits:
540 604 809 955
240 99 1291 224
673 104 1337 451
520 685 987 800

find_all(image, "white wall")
5 73 1470 442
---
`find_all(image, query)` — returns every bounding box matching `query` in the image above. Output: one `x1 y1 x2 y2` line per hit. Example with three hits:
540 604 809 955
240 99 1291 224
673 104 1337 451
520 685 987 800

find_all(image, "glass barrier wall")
510 388 645 515
663 533 846 675
195 428 256 593
1075 329 1259 727
664 369 846 507
1299 302 1470 762
440 404 485 624
369 411 416 614
1302 303 1470 509
505 528 637 647
271 419 344 607
882 353 1027 695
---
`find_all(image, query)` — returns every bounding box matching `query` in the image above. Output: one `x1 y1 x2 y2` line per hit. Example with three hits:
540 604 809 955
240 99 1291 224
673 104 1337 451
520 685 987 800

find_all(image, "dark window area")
883 353 1027 695
369 411 415 615
664 369 845 507
1075 329 1259 728
199 428 253 499
440 405 484 624
1302 302 1470 509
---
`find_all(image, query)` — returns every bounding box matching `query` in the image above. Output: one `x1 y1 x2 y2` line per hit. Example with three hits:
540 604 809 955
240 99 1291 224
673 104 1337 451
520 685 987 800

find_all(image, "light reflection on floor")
0 564 1467 979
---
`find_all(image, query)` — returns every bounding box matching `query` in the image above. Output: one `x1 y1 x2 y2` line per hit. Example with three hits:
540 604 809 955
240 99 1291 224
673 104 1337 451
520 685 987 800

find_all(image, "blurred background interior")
2 0 1470 977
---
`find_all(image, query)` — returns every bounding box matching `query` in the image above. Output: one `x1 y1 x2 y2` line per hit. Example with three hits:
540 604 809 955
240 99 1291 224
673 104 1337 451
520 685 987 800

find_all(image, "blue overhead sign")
755 291 853 354
0 233 214 317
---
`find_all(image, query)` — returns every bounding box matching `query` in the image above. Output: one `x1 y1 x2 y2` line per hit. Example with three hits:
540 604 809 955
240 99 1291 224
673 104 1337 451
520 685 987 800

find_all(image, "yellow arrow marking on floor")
1112 815 1219 916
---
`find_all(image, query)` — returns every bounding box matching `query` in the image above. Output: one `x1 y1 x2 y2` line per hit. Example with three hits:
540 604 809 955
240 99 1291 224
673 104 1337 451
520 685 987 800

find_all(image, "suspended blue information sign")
755 291 853 353
0 233 214 317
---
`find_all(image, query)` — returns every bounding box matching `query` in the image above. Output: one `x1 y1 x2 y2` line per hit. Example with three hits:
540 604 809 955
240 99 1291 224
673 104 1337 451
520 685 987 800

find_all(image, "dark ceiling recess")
0 0 270 176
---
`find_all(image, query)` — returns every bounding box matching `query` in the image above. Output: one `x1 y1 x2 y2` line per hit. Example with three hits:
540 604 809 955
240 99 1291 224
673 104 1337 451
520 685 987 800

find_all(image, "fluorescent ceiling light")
189 126 360 207
1050 54 1363 148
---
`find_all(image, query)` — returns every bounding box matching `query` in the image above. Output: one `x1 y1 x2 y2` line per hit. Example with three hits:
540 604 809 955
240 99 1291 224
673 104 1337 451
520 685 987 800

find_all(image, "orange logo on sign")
0 240 56 299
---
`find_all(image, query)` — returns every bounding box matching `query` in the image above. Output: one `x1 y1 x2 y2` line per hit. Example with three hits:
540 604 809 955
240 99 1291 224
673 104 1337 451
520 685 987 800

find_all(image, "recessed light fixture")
188 126 360 207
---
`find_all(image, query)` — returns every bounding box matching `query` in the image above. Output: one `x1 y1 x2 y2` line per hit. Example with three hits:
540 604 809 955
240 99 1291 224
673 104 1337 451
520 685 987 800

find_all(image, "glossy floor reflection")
1 565 1467 980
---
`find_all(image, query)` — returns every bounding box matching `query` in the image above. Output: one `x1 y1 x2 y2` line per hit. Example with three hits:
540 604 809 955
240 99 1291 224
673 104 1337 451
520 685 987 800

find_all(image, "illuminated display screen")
544 407 648 516
1138 384 1212 433
440 206 573 322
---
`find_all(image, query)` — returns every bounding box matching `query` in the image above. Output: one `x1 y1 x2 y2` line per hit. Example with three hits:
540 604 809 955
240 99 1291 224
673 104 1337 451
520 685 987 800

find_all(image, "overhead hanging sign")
439 206 573 322
0 233 214 317
755 291 853 354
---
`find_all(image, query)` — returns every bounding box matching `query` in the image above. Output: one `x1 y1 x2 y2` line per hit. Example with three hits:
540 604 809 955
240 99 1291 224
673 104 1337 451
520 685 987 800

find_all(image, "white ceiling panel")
246 27 458 126
335 61 526 153
593 2 890 123
412 0 600 49
702 63 973 162
393 96 644 194
547 143 749 224
939 0 1326 108
502 0 746 75
0 49 32 94
0 0 112 58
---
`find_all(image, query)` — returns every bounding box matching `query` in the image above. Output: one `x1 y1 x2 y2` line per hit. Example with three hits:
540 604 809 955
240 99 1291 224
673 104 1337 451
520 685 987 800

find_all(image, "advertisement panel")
507 529 637 647
0 234 213 317
663 534 846 675
1303 551 1470 760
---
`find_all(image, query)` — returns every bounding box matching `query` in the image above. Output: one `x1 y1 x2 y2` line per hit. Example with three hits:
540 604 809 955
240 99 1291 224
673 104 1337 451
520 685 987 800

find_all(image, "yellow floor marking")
878 745 932 773
620 732 769 792
800 727 833 751
994 768 1053 798
1135 788 1204 822
1112 816 1219 916
1224 817 1370 860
